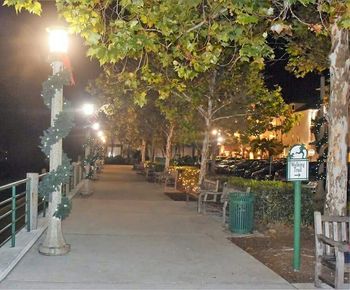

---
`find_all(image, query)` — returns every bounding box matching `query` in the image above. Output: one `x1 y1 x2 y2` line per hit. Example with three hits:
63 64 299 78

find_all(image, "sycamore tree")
88 73 166 163
6 0 275 185
51 0 273 184
87 74 140 155
7 0 349 214
4 1 297 180
156 95 196 171
242 77 298 158
181 65 257 183
263 1 349 216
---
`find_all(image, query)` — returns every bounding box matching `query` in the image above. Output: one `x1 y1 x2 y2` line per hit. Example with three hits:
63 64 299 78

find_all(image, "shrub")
227 177 314 225
105 155 125 164
171 166 200 194
172 156 199 166
153 163 165 172
144 162 165 172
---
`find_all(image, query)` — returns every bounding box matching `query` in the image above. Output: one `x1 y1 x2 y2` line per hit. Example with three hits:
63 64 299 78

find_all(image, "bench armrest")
317 234 350 252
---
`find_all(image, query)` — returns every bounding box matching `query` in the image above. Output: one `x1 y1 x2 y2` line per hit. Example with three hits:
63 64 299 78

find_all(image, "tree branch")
213 113 246 122
173 90 207 118
168 8 228 49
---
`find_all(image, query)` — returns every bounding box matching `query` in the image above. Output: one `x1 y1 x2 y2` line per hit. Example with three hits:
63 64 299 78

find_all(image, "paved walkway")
0 165 295 289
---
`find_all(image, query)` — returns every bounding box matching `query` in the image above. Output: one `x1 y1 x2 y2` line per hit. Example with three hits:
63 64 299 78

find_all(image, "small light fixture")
91 122 100 131
47 27 68 53
217 136 224 143
82 103 94 116
211 129 218 135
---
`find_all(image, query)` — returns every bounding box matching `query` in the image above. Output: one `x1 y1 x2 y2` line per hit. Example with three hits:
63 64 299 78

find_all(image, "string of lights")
38 66 74 219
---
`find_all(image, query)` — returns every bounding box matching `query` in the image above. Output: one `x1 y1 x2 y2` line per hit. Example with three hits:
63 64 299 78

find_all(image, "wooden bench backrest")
314 211 350 256
201 179 220 192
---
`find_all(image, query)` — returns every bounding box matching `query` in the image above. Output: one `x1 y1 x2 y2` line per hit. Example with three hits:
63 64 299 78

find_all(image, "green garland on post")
38 67 75 220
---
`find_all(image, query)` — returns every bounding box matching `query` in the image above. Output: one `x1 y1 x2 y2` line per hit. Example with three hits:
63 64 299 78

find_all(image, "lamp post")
81 103 96 195
39 27 70 255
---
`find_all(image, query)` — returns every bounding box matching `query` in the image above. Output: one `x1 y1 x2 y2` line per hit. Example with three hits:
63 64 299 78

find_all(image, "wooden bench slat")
341 222 347 242
314 211 350 289
321 216 350 223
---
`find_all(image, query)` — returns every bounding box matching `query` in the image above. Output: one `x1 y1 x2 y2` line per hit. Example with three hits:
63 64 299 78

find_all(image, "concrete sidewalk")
0 165 295 289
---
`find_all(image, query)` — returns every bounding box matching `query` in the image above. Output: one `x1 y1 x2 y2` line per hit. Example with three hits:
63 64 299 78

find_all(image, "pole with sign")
287 144 309 271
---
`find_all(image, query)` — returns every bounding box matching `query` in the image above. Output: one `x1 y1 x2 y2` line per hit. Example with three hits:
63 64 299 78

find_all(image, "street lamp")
91 122 100 131
48 27 68 53
80 103 97 195
217 136 225 145
82 103 95 116
39 27 70 255
97 130 104 138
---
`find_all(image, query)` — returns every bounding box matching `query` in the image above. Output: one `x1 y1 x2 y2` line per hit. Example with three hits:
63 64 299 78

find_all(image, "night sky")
0 3 319 180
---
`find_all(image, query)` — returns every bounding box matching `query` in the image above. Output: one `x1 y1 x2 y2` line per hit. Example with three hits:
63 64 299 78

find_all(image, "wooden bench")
314 211 350 289
163 170 179 193
197 179 220 213
134 163 146 175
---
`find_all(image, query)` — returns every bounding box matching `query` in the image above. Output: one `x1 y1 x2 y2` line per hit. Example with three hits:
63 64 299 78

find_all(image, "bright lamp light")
97 130 104 137
82 103 95 116
217 136 224 143
211 129 218 135
91 122 100 130
48 27 68 53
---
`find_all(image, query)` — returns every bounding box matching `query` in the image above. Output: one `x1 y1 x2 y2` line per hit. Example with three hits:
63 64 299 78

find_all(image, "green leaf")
236 14 259 25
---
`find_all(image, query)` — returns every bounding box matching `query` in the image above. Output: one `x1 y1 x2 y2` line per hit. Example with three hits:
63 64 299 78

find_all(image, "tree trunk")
151 138 156 162
165 123 175 172
141 139 146 163
199 119 210 185
198 70 216 185
325 21 349 216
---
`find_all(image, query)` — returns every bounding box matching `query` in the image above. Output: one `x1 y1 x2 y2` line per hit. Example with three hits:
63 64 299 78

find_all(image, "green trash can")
229 192 255 234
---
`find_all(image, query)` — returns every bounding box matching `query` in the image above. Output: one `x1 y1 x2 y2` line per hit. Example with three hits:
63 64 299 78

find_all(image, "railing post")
77 162 82 183
42 197 47 217
72 162 78 187
26 173 39 231
11 186 16 247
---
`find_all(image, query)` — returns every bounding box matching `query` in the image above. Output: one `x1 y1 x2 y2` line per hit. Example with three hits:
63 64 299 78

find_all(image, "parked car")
215 156 227 164
215 158 241 174
242 160 269 179
228 160 257 177
250 159 286 180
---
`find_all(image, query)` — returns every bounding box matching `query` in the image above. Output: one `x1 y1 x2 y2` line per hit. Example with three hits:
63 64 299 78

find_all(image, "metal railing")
0 161 85 248
0 178 30 247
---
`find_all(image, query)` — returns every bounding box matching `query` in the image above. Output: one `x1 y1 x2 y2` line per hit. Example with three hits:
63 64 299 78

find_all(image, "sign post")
287 144 309 272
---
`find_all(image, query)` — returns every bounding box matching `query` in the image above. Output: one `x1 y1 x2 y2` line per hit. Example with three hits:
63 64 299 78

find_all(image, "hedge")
227 177 314 225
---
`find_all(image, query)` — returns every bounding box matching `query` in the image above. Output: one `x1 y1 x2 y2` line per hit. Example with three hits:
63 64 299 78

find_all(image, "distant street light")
217 136 225 145
39 27 70 256
91 122 100 131
82 103 95 116
80 103 97 196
